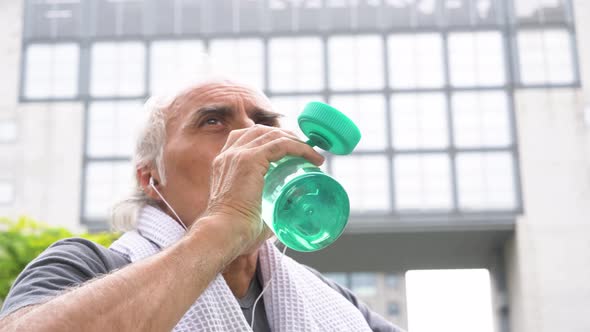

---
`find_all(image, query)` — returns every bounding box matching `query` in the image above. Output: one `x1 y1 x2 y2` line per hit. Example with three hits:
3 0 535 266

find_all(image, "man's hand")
203 125 325 257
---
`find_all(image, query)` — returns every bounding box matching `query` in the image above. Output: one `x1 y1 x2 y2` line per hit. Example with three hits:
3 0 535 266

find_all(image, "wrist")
183 215 247 268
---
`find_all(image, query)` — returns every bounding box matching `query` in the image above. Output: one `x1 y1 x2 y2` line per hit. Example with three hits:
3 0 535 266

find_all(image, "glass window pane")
456 152 516 209
350 272 377 296
180 0 206 34
84 161 134 219
0 181 14 205
517 29 574 85
388 33 444 89
445 0 502 26
395 154 452 210
331 155 390 212
269 37 324 92
208 0 235 33
413 0 439 26
452 91 511 148
448 32 506 87
90 42 146 97
0 120 18 142
385 273 399 289
149 40 206 95
391 93 448 149
94 0 144 36
87 101 143 158
28 1 82 38
330 95 387 150
444 0 471 26
25 44 79 98
514 0 568 23
325 0 352 30
328 35 384 90
236 0 264 33
209 39 264 90
387 302 400 316
381 1 412 28
356 1 381 30
324 272 349 287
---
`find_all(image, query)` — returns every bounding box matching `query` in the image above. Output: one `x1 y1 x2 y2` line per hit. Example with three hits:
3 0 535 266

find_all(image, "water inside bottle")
269 173 349 252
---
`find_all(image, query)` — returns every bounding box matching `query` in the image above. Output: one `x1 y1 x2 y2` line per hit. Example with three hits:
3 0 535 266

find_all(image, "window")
0 120 18 143
83 161 134 220
517 29 574 85
330 94 387 151
92 0 145 37
391 93 448 150
22 0 578 226
388 33 444 89
209 39 264 89
26 0 83 38
514 0 568 23
328 35 384 90
87 101 143 158
269 37 324 92
331 155 390 212
25 44 79 99
444 0 502 26
350 272 377 296
387 302 400 316
324 272 349 288
149 40 206 95
395 154 452 210
448 32 505 87
452 91 511 148
456 152 516 209
90 42 146 97
385 273 399 289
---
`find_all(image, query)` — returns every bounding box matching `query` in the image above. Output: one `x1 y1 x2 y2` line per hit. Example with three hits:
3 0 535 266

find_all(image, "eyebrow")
183 105 283 130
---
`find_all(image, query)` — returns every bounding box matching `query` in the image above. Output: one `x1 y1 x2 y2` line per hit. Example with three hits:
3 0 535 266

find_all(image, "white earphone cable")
150 176 285 331
149 178 188 231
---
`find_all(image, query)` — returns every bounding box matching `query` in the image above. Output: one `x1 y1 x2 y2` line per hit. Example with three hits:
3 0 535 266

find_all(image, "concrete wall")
0 1 85 232
505 1 590 331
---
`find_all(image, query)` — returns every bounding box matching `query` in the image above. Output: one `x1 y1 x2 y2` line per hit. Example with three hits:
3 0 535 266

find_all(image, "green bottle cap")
298 102 361 155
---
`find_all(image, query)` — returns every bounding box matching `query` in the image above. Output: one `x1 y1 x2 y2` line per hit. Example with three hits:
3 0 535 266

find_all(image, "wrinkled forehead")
171 81 272 119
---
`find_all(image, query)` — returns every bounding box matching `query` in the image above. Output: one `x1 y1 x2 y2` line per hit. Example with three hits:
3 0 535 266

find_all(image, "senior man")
0 80 403 332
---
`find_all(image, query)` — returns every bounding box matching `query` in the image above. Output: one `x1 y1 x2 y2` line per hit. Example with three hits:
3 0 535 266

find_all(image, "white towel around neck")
110 205 372 332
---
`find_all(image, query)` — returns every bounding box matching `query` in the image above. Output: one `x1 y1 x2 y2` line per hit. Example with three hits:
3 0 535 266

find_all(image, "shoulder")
0 238 130 318
38 237 130 273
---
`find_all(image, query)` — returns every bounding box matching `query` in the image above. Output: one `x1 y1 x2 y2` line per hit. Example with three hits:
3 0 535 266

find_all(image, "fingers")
253 136 325 166
223 125 301 151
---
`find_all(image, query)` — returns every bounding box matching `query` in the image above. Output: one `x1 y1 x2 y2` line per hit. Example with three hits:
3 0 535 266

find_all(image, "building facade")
1 1 589 331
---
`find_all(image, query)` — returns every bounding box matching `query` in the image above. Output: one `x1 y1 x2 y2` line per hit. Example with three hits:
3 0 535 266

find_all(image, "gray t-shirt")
0 238 402 331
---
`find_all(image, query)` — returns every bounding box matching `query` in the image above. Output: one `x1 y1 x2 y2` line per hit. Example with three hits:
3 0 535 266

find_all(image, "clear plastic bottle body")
262 156 350 252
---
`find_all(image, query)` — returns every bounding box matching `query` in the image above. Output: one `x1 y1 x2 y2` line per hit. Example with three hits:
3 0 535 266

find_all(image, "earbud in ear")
149 177 155 187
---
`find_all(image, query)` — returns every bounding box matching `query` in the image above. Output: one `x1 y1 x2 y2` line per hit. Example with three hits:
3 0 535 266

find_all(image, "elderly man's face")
158 81 281 225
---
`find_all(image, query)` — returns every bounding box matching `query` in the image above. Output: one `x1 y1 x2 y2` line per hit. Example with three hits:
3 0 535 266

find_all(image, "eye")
204 117 222 126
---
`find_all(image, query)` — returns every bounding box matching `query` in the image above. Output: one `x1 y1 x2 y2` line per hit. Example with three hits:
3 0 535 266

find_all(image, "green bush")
0 216 119 302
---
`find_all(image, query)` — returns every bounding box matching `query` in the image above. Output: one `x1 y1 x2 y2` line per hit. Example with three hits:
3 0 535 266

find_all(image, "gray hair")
110 95 174 231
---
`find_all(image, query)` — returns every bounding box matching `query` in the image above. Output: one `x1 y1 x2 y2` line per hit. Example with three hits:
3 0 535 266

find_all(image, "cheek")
165 139 224 185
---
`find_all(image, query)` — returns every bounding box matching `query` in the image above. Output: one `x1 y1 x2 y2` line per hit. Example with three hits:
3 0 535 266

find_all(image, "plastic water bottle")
261 102 361 252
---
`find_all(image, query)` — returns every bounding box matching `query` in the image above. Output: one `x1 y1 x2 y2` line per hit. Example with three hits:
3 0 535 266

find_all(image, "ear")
137 167 160 201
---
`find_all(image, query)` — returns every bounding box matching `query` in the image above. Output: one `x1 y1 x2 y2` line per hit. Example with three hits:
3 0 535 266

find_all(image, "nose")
233 110 256 130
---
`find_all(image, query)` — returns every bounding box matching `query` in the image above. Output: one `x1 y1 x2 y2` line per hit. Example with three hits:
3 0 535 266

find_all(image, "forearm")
1 217 238 332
